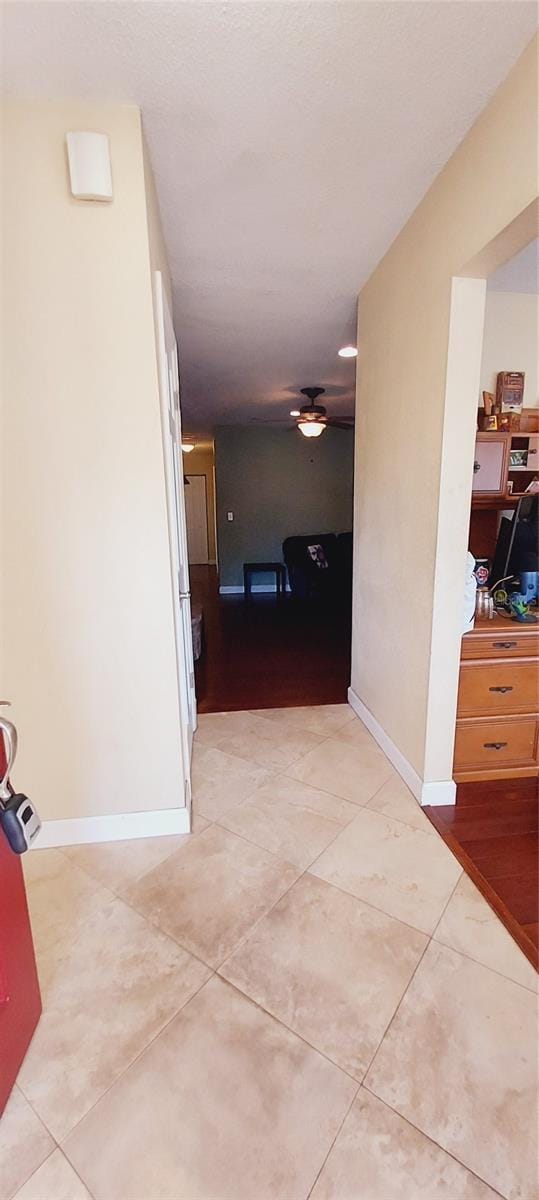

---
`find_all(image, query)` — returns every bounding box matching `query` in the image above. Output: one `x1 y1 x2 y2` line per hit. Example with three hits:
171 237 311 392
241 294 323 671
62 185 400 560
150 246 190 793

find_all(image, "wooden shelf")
471 494 519 510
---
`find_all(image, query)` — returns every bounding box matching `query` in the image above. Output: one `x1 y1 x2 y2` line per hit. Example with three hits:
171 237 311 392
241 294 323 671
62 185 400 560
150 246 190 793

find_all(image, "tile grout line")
305 1082 361 1199
57 966 217 1155
217 976 362 1086
358 1086 508 1200
358 870 467 1097
431 929 538 993
10 1145 98 1200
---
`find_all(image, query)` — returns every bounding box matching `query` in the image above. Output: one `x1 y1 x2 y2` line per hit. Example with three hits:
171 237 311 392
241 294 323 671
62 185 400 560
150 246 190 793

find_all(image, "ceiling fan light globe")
298 420 326 438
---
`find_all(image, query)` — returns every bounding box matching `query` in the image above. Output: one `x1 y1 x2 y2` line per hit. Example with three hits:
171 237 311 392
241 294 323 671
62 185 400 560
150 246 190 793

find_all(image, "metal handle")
0 715 17 802
483 742 507 750
488 686 513 693
492 641 517 649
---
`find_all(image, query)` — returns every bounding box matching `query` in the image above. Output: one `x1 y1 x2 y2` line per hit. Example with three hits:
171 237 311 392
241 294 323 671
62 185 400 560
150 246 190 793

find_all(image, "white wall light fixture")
66 132 113 201
297 420 326 438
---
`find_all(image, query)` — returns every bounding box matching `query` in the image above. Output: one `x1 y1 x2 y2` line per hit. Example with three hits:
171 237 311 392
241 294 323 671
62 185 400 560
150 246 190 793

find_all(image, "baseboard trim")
33 805 191 849
219 584 291 595
347 687 456 807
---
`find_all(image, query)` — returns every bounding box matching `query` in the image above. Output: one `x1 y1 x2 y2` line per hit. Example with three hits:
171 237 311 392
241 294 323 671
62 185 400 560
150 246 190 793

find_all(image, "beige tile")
251 703 356 737
192 743 271 820
331 715 384 752
23 849 113 957
221 873 427 1078
434 873 537 990
311 807 461 934
217 775 357 868
125 823 299 967
17 895 210 1140
64 975 357 1200
286 735 393 805
63 820 210 895
13 1151 92 1200
0 1087 54 1200
365 940 538 1200
311 1088 500 1199
367 772 437 835
195 709 321 770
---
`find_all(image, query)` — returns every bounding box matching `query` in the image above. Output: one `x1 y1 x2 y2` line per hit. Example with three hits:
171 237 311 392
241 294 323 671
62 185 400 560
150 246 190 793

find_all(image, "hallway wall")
2 99 184 828
351 34 538 796
214 426 354 588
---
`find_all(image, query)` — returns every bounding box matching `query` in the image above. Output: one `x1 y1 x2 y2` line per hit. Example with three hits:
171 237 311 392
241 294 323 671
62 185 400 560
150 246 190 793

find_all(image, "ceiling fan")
253 388 354 438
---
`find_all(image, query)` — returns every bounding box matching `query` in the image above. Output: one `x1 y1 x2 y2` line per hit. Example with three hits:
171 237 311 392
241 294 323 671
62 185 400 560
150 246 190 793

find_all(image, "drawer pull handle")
488 686 513 693
483 742 508 750
492 641 517 649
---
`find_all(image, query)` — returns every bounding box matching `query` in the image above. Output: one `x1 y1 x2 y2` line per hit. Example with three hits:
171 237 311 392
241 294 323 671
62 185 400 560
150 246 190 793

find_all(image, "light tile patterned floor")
3 704 536 1200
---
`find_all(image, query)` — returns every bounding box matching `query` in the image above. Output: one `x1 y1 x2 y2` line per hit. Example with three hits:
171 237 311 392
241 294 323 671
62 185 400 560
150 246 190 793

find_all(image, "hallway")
3 705 536 1200
192 565 351 712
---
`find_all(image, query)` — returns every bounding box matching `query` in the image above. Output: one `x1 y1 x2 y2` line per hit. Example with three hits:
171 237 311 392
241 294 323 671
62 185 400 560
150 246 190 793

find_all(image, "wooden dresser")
454 612 539 783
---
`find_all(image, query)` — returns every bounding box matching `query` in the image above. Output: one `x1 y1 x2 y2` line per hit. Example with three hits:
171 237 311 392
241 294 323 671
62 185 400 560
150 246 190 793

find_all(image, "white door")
153 272 197 789
185 475 209 563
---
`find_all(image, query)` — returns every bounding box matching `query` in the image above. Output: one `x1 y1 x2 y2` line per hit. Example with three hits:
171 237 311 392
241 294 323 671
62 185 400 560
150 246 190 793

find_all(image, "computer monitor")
489 495 538 588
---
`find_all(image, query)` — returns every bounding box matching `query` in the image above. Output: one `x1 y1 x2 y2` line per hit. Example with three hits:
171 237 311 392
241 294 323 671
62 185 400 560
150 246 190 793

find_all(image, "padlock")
0 793 41 854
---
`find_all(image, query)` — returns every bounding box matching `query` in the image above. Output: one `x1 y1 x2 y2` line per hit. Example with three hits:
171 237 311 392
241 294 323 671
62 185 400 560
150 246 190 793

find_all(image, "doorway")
186 426 355 714
423 222 538 969
185 475 209 564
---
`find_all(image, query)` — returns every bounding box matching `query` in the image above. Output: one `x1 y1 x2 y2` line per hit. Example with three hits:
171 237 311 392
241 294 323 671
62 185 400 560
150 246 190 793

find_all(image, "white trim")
347 687 456 807
219 584 291 594
420 780 457 807
33 806 191 849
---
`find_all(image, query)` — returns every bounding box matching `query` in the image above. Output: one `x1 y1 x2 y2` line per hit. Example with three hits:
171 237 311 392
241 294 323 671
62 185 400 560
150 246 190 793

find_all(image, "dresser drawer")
454 718 538 771
457 659 538 717
461 628 539 661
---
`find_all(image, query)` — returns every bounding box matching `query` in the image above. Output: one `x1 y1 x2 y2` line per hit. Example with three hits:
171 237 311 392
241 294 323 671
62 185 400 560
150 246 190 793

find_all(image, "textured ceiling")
3 2 537 434
488 239 539 293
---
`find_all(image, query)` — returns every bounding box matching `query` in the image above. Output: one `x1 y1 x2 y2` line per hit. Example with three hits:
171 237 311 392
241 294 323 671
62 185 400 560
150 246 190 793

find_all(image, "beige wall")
1 99 184 822
480 290 538 407
182 445 217 563
351 35 538 789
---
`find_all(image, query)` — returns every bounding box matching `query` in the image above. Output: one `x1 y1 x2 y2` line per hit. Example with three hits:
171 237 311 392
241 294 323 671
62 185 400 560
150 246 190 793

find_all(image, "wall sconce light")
66 132 113 201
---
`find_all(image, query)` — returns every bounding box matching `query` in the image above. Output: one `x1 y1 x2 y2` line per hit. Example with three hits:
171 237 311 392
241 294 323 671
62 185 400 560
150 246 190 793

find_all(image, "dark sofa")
282 532 352 603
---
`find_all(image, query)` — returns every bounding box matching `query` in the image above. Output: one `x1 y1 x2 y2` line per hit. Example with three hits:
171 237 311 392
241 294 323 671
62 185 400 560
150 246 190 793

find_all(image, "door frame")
153 272 197 810
185 473 210 564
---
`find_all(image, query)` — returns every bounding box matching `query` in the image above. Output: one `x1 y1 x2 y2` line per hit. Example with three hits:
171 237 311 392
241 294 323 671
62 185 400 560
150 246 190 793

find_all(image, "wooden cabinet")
454 614 539 783
472 433 510 497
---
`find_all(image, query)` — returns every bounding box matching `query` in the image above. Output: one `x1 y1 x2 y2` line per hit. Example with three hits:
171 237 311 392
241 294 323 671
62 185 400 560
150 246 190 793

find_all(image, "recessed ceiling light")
338 345 358 358
290 409 300 417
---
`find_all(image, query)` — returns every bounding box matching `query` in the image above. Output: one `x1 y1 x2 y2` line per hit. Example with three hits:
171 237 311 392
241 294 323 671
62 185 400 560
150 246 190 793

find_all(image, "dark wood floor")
425 777 539 970
191 565 351 713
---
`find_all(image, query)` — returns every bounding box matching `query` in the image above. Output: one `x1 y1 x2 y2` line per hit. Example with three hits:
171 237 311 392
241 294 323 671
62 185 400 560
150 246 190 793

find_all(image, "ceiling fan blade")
327 420 354 430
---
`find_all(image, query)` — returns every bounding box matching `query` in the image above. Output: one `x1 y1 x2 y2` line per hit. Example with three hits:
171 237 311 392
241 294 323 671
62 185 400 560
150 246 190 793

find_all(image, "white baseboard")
347 687 456 807
419 780 457 806
219 584 291 594
33 805 191 849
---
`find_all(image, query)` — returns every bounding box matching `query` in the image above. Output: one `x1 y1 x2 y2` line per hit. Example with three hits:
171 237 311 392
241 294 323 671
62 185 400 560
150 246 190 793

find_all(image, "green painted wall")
215 425 354 588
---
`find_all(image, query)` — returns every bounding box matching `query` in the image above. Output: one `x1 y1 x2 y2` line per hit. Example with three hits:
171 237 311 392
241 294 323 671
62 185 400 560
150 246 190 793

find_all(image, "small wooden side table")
243 561 287 600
